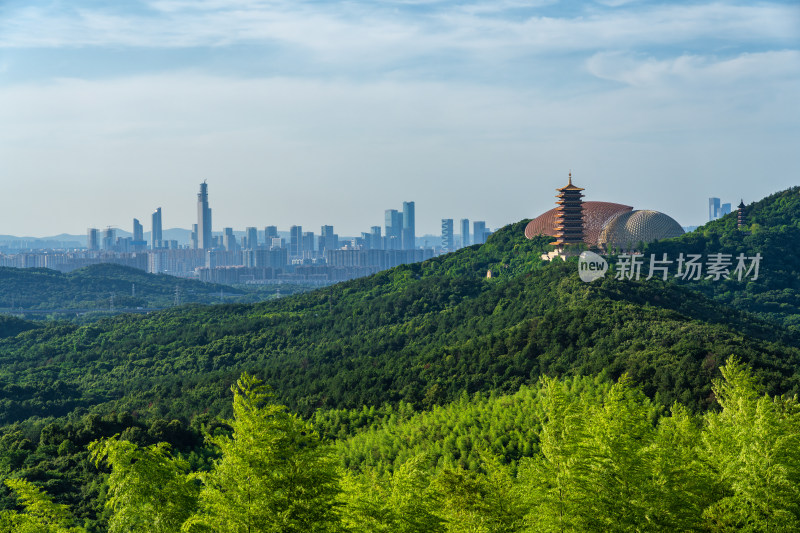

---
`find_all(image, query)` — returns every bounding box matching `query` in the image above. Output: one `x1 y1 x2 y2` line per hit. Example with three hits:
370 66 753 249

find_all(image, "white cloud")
585 50 800 87
0 1 795 56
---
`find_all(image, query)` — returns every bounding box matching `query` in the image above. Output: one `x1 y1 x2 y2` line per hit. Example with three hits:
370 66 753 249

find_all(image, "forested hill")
0 263 276 312
1 186 800 428
644 185 800 332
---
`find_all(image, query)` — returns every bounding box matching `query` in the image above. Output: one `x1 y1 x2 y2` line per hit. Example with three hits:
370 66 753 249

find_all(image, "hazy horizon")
1 0 797 237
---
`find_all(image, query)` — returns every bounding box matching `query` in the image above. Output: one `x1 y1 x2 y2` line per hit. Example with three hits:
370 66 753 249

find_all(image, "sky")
0 0 798 237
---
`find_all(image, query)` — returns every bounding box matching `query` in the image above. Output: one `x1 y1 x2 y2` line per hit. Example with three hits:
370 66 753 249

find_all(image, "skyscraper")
223 227 236 251
151 208 162 249
460 218 470 248
87 228 99 251
441 219 454 253
402 201 416 250
385 209 402 250
473 221 487 245
132 218 144 243
708 197 721 221
197 181 212 249
320 225 338 253
265 226 278 241
369 226 382 250
191 223 198 249
102 228 116 251
290 225 303 256
302 231 315 256
245 227 258 249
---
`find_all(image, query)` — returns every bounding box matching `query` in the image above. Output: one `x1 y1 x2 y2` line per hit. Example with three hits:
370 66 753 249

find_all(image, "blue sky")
0 0 798 236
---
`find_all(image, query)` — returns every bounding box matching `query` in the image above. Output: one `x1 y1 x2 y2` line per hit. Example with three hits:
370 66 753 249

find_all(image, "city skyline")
0 1 797 236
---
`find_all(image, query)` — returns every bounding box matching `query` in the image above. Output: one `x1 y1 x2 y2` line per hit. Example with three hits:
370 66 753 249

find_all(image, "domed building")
524 201 634 247
526 175 684 252
597 210 684 251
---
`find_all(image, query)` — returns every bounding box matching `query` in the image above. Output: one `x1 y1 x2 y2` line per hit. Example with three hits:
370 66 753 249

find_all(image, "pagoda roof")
556 173 584 192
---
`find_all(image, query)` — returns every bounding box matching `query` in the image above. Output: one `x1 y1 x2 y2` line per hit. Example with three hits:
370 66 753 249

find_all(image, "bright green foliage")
516 377 593 532
340 455 445 533
516 375 712 532
89 436 199 533
702 358 800 531
435 452 525 533
182 373 341 533
0 478 86 533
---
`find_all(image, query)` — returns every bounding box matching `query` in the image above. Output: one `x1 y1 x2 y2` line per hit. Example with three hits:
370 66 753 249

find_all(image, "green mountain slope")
1 212 798 427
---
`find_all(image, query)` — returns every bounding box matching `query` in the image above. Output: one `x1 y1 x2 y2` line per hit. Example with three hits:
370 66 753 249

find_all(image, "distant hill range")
0 263 293 316
0 228 194 248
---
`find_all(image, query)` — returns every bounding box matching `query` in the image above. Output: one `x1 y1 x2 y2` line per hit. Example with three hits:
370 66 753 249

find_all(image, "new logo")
578 251 608 282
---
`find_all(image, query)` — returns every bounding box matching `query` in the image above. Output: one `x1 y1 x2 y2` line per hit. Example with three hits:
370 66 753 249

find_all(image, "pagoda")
737 200 746 229
552 173 585 246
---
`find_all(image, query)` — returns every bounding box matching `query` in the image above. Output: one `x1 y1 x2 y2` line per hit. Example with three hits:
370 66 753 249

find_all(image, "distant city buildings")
2 183 494 285
709 197 732 221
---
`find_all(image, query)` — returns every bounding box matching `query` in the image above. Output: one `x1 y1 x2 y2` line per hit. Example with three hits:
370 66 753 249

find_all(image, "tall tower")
290 225 303 256
151 208 162 249
385 209 402 250
460 218 470 247
473 221 486 245
737 200 746 229
552 173 584 247
133 218 144 242
441 219 454 253
402 201 416 250
708 197 720 221
245 227 258 249
87 228 99 251
197 182 212 250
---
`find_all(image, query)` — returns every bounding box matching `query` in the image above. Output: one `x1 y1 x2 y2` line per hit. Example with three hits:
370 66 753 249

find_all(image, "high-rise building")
223 228 236 251
385 209 402 250
460 218 470 248
302 231 315 256
290 225 303 256
319 225 339 253
369 226 382 250
87 228 99 251
441 219 454 253
720 203 731 216
265 226 278 242
197 181 213 249
191 223 198 249
152 207 163 249
245 227 258 249
473 221 487 245
402 201 416 250
708 197 721 221
132 218 143 242
102 228 116 251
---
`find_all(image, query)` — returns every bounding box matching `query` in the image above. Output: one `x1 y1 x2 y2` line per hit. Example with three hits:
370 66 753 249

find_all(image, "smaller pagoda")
552 173 585 247
737 200 746 229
